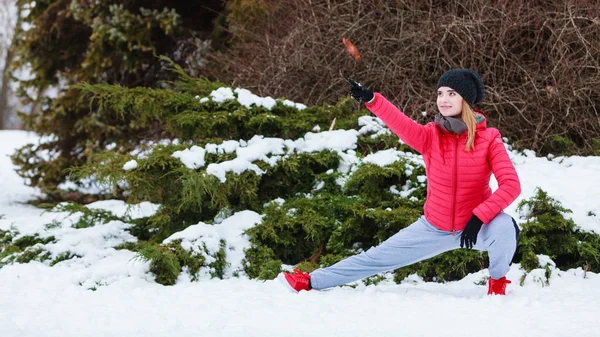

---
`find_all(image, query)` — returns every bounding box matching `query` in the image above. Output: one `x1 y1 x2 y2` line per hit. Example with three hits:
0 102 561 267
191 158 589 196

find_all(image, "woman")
279 69 521 295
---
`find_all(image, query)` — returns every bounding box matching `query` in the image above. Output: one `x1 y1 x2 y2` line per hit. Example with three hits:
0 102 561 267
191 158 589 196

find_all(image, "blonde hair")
462 100 476 151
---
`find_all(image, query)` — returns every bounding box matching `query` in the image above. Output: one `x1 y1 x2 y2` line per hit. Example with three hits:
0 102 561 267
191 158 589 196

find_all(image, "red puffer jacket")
366 93 521 232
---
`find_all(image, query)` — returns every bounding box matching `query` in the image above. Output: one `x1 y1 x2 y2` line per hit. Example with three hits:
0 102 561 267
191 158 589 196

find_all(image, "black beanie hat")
436 68 485 106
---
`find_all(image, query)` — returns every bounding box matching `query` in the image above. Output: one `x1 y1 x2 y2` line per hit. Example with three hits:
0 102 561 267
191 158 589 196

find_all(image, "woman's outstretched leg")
280 216 461 291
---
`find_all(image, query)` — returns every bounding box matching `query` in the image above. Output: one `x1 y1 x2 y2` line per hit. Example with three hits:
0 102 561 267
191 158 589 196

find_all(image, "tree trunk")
0 2 20 130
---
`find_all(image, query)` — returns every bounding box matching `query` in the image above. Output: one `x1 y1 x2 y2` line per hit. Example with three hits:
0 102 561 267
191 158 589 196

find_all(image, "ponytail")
462 101 476 151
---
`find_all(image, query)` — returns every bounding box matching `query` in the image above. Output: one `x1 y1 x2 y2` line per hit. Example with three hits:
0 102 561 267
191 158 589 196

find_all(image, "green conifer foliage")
136 243 181 286
53 65 429 282
243 160 426 279
11 1 225 197
516 188 600 273
393 250 488 283
50 202 121 228
0 230 55 267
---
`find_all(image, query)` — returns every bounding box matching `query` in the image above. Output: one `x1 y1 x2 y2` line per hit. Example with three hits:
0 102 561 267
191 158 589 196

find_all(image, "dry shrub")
214 0 600 155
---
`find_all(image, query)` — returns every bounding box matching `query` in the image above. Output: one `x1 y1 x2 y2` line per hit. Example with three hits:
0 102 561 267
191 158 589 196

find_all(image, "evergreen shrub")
394 250 488 283
50 202 121 229
52 66 434 282
516 188 600 273
0 230 55 267
11 0 226 197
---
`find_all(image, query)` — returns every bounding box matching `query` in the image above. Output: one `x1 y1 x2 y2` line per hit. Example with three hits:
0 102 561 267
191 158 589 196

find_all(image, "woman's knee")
486 213 519 241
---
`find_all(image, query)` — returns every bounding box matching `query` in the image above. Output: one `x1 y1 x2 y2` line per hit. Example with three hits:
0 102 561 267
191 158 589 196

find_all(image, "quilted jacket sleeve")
365 93 433 154
472 129 522 224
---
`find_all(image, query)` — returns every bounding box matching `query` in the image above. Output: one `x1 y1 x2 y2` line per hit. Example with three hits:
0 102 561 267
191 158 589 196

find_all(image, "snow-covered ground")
1 128 599 337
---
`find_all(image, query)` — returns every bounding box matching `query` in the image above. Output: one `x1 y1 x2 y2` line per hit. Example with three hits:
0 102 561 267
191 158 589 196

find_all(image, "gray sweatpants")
310 212 518 290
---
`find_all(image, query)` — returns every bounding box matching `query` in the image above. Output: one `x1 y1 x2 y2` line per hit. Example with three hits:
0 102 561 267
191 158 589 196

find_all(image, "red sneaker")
278 268 312 292
488 276 512 295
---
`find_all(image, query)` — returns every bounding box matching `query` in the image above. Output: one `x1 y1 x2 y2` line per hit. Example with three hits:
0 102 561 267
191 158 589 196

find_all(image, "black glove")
345 78 374 103
460 214 484 249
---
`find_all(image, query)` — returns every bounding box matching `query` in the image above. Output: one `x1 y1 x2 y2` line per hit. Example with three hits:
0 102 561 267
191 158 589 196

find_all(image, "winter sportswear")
278 269 311 292
437 68 485 106
346 78 374 103
434 113 467 134
309 212 518 290
488 276 512 295
460 214 484 249
365 93 521 232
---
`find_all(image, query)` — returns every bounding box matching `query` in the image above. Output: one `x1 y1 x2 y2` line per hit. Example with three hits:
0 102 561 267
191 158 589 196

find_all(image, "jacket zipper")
451 135 459 236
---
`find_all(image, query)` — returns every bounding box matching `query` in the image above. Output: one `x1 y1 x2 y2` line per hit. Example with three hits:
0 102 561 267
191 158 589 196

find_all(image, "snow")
363 148 404 166
358 115 392 138
123 159 138 170
202 86 301 110
1 262 598 337
207 158 265 183
44 220 136 261
282 99 307 110
172 131 361 181
172 145 206 169
1 112 600 336
209 87 236 102
163 210 263 278
85 200 160 220
235 88 277 109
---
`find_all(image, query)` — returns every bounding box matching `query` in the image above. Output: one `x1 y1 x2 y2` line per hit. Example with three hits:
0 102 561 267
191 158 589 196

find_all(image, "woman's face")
437 86 464 117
